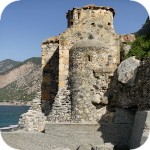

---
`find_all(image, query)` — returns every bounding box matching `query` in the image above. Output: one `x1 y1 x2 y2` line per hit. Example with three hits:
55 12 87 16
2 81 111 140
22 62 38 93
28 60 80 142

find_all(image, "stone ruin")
41 4 120 123
18 4 150 149
19 85 46 132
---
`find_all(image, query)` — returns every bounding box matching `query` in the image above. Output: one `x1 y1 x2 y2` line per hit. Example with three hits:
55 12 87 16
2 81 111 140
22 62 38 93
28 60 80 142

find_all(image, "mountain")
0 57 42 102
135 17 150 37
0 59 20 74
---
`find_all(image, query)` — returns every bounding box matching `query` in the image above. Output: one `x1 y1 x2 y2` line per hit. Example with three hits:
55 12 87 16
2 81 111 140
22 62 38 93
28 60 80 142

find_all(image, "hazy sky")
0 0 148 61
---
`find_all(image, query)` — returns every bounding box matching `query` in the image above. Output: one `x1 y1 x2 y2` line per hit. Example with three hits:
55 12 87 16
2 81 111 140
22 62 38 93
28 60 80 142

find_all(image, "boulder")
108 58 150 110
92 94 101 104
117 56 140 85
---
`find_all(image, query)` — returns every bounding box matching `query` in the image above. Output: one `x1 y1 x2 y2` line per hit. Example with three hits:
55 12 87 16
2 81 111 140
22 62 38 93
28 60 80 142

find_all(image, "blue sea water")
0 105 29 128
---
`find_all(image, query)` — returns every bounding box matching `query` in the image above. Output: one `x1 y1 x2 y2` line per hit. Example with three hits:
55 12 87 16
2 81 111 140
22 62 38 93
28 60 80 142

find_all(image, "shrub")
126 35 150 60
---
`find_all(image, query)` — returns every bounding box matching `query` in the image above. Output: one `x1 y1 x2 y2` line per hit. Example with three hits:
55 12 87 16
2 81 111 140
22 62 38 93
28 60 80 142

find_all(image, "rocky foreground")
1 124 116 150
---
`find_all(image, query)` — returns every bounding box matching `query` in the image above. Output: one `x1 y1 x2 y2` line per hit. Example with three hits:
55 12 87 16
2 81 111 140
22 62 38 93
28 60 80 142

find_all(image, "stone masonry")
42 37 59 116
42 4 120 123
69 40 118 123
19 85 46 132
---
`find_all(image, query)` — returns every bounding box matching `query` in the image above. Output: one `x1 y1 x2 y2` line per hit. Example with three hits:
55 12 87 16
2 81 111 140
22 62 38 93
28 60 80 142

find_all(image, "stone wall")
119 34 136 61
66 5 115 28
47 89 71 122
19 85 46 132
41 36 59 115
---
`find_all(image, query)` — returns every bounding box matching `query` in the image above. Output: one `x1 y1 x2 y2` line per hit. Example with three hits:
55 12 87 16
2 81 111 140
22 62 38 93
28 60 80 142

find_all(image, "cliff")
135 17 150 36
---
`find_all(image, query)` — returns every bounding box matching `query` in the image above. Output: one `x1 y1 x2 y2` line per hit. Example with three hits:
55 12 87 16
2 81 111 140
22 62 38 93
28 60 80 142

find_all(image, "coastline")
0 125 19 131
0 101 31 106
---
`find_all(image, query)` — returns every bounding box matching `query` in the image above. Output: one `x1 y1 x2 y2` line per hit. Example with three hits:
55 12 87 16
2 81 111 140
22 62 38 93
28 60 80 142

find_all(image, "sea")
0 105 29 128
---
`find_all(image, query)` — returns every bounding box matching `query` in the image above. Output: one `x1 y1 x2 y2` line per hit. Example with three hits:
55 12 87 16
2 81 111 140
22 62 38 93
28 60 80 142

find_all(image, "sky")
0 0 148 61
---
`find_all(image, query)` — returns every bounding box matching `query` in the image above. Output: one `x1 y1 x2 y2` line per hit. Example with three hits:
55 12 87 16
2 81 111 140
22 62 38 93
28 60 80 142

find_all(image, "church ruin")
17 4 150 149
41 4 122 123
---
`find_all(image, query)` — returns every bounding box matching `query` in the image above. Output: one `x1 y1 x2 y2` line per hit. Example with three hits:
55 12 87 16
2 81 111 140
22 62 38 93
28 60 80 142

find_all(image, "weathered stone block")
117 56 140 85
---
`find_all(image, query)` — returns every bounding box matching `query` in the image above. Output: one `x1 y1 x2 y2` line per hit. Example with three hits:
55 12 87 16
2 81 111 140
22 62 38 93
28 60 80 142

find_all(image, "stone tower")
69 40 115 122
42 4 120 123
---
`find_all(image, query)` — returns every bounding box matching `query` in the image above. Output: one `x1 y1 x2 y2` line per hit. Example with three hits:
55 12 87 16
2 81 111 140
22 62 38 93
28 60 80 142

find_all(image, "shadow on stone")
41 47 59 116
97 70 132 150
97 63 150 149
129 111 149 149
